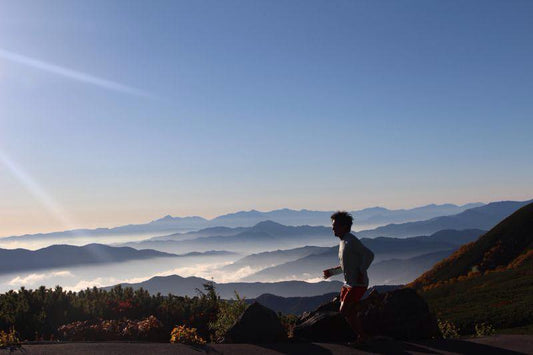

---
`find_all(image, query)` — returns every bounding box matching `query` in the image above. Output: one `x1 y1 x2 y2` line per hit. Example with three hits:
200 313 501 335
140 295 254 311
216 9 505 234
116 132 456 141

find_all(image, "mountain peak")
254 220 285 228
154 215 174 222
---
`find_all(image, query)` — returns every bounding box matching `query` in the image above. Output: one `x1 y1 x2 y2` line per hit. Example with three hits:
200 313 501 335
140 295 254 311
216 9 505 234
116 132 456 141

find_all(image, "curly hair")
330 211 354 229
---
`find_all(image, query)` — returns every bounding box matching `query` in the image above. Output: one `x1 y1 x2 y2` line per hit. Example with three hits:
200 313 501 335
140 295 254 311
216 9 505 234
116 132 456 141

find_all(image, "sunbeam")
0 48 155 98
0 149 78 235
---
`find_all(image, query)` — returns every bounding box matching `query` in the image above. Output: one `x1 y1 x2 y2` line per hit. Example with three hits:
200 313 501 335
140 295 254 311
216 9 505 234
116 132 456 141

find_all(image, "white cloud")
67 277 119 291
303 277 326 283
53 271 74 277
7 270 74 286
157 262 261 283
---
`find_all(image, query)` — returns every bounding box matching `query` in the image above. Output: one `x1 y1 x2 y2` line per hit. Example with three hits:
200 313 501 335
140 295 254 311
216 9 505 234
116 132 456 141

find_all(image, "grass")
497 324 533 335
419 266 533 335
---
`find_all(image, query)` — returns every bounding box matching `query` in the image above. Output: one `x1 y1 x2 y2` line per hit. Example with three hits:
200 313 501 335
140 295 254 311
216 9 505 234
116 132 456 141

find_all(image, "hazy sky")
1 0 532 236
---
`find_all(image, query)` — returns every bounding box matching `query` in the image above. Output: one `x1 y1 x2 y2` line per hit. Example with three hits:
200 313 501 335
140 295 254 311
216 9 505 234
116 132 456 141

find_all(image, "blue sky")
0 0 532 236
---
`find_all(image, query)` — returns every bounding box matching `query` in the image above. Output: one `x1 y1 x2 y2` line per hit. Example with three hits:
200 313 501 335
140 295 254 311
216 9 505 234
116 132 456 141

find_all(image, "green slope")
409 202 533 334
411 202 533 288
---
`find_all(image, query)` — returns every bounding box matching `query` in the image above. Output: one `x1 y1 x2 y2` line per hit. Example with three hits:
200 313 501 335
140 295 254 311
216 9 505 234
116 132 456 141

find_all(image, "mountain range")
116 200 529 255
247 285 402 315
105 274 344 299
220 246 327 273
118 221 335 254
358 200 532 238
205 203 484 228
0 202 485 244
0 244 232 275
239 229 486 284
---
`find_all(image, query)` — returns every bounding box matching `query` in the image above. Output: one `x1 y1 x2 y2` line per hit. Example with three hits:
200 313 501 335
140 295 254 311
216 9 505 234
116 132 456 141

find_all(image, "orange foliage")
507 249 533 270
479 241 505 271
409 242 476 289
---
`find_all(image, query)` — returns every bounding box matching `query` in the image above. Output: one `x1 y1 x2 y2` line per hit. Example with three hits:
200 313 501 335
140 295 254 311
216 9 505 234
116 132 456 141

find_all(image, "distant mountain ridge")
220 246 328 273
240 229 486 284
0 244 179 274
1 202 485 242
105 274 344 299
248 285 402 314
358 199 533 238
118 221 335 254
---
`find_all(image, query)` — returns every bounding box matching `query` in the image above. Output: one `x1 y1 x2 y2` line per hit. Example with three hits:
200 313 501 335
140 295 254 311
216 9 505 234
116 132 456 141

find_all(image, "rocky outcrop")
224 302 287 343
294 296 356 342
294 310 356 342
293 288 439 341
357 288 439 339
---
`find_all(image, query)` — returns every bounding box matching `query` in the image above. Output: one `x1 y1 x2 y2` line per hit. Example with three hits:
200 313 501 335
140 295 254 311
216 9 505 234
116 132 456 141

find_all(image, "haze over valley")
0 199 530 297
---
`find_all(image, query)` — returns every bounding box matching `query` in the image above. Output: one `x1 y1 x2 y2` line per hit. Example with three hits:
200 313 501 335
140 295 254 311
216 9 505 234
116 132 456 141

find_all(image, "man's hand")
323 266 342 279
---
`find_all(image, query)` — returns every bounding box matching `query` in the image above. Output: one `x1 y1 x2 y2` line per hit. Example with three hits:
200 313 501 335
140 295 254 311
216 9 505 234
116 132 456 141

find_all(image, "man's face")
332 220 349 238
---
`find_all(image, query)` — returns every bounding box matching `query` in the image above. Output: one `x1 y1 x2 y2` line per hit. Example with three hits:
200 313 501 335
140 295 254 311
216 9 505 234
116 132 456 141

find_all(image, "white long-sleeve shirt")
339 232 374 287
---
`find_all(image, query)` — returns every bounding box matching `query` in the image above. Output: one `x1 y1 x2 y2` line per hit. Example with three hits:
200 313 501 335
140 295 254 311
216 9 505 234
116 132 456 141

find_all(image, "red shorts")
340 285 367 308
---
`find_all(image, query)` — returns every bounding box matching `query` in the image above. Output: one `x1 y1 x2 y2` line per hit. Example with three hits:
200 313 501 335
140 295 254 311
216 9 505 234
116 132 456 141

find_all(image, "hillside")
411 202 533 333
0 244 179 274
411 202 533 287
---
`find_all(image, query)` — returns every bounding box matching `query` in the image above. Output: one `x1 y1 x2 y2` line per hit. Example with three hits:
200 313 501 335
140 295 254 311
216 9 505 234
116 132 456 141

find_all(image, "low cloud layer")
8 270 74 286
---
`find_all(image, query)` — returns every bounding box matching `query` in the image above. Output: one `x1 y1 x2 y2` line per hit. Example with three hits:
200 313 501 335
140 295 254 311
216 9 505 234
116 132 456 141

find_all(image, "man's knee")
339 301 354 316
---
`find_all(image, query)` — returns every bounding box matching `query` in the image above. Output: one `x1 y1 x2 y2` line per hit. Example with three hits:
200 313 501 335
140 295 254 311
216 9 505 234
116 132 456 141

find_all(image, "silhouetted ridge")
0 244 177 274
411 202 533 288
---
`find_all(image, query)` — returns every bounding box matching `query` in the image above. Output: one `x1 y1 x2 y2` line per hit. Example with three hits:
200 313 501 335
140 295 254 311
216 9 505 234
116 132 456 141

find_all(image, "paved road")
3 335 532 354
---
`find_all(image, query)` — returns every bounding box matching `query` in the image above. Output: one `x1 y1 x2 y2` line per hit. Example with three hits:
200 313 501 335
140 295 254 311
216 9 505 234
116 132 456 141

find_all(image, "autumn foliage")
0 284 220 342
411 203 533 334
410 202 533 289
58 315 165 341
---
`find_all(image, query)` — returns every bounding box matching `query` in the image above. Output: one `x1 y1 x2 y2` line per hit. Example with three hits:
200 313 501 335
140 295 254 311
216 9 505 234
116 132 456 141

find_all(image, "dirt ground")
3 334 532 354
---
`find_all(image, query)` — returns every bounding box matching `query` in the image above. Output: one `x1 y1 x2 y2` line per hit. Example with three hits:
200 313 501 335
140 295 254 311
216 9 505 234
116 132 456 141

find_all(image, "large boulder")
356 287 439 340
293 288 439 341
294 296 356 342
294 310 356 342
224 302 287 343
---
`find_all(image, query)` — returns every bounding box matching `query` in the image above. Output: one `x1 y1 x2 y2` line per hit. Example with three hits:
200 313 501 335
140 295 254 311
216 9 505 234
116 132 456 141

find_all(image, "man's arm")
323 266 342 279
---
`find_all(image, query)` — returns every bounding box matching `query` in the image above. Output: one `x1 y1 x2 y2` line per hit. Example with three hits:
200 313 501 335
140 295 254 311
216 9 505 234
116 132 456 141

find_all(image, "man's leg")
339 286 368 341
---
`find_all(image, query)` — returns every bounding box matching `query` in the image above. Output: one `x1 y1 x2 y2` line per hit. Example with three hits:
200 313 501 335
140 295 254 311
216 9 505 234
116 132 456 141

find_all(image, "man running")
323 211 374 341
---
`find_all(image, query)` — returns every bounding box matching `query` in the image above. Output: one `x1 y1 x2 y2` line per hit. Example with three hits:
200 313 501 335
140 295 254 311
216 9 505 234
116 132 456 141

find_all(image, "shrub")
279 313 299 338
170 325 206 345
0 327 21 350
475 322 496 337
438 319 460 339
208 291 247 341
57 315 165 342
0 285 221 341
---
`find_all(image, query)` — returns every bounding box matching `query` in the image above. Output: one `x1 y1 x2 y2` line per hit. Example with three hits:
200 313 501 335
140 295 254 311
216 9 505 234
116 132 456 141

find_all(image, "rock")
299 295 340 324
355 287 440 340
224 302 287 343
293 288 439 341
294 295 357 342
293 311 356 342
